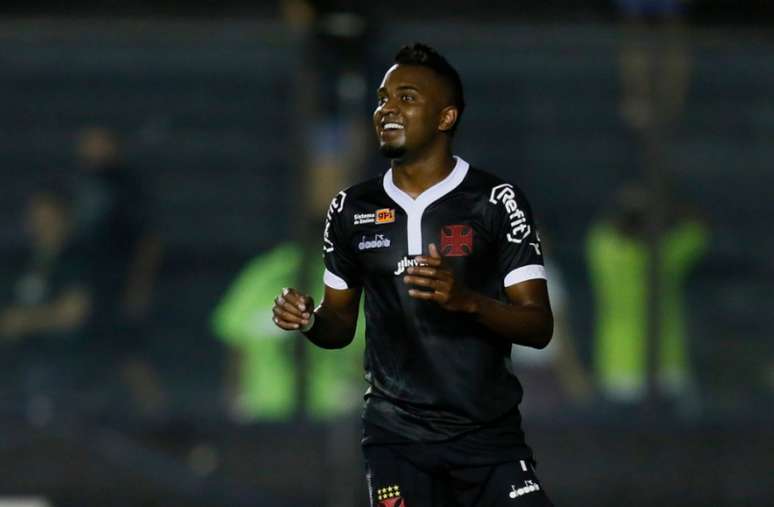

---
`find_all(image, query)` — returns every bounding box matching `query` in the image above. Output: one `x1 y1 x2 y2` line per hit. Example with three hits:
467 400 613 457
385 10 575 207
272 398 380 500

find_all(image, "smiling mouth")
381 122 404 131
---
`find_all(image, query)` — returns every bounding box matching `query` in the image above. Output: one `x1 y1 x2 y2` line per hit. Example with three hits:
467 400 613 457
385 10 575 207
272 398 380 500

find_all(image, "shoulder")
341 174 385 201
462 166 534 210
325 174 384 217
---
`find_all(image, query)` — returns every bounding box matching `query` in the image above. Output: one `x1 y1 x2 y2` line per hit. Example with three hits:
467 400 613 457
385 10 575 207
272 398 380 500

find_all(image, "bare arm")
0 287 91 340
123 232 163 319
469 280 553 349
272 285 361 349
403 243 553 349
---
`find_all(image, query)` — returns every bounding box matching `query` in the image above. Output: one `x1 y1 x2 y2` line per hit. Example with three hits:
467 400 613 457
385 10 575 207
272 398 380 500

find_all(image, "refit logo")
489 183 531 244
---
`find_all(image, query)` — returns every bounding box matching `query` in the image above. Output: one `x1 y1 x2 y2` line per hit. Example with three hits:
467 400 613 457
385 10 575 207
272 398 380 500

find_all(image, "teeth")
383 123 404 130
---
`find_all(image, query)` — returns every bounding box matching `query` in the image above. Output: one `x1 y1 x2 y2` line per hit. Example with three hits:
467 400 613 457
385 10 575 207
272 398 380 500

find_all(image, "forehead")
378 64 447 94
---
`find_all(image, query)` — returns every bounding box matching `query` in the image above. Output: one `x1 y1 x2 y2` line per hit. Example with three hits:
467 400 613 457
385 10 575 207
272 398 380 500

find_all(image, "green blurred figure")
212 242 366 422
587 185 707 405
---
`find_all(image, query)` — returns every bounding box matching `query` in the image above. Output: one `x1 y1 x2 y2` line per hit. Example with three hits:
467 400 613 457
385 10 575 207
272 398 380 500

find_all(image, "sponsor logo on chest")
354 208 396 225
393 256 421 276
358 234 391 251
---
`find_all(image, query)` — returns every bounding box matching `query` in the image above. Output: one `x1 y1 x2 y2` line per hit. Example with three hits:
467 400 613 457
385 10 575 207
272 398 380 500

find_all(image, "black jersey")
322 156 546 450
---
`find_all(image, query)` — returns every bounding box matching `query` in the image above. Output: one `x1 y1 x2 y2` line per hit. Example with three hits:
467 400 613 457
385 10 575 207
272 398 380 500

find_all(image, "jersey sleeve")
487 182 547 287
322 190 361 290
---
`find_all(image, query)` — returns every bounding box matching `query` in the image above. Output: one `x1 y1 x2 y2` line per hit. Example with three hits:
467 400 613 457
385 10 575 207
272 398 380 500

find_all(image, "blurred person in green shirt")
587 184 707 406
212 243 365 421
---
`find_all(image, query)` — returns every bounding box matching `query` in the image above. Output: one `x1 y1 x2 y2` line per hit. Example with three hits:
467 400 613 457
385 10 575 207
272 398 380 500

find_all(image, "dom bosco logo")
375 208 395 224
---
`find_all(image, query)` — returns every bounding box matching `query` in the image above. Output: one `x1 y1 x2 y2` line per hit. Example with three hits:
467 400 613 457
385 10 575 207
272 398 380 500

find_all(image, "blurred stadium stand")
0 6 773 507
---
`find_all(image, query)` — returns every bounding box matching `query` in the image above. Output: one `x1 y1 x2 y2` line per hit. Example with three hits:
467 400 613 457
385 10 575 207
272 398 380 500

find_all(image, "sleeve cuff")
323 269 349 290
503 264 547 287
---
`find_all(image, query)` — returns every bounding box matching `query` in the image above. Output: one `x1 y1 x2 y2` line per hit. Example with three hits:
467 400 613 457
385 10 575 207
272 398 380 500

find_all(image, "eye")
377 96 388 106
401 94 415 102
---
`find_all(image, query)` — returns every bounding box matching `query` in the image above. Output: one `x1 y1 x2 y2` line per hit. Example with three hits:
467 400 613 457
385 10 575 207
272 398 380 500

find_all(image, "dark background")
0 2 772 506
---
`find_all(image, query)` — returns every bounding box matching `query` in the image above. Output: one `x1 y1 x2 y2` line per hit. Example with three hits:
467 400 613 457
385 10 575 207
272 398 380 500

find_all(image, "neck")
391 146 455 199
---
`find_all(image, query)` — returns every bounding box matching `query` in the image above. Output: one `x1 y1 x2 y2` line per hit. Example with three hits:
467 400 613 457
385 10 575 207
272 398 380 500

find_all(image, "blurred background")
1 1 773 506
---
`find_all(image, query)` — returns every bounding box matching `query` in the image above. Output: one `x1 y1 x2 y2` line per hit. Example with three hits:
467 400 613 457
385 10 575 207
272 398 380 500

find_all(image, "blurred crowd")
1 0 772 434
0 128 164 421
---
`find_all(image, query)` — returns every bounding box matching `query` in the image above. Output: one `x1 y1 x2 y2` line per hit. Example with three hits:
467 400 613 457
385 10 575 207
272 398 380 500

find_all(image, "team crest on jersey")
376 484 405 507
489 183 531 244
358 234 391 251
440 224 474 256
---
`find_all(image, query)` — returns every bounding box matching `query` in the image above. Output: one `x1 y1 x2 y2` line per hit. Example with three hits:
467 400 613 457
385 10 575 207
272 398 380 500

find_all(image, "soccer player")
272 43 554 506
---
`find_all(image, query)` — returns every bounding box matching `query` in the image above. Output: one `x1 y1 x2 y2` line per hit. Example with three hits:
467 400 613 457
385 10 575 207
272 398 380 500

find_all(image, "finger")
273 305 308 324
406 266 439 278
274 318 301 330
280 288 310 312
272 306 309 326
407 288 445 302
272 313 301 330
428 243 442 259
407 266 454 287
274 296 311 319
273 315 299 330
403 275 440 289
414 256 442 267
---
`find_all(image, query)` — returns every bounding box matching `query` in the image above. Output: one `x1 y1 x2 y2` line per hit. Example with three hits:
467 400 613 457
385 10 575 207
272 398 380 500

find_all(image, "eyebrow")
377 85 421 94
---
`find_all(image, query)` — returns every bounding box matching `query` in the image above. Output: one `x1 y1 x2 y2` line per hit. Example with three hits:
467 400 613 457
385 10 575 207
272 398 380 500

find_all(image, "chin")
378 144 407 159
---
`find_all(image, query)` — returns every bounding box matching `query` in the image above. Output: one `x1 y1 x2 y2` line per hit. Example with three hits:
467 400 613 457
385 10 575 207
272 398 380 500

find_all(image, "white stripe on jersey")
504 264 547 287
382 156 470 256
324 268 349 290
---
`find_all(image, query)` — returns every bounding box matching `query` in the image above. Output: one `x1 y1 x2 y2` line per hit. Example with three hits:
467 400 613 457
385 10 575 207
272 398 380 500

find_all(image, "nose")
378 96 399 115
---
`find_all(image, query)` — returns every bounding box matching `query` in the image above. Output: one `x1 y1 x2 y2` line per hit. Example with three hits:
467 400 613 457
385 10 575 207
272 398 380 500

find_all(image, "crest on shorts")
376 484 406 507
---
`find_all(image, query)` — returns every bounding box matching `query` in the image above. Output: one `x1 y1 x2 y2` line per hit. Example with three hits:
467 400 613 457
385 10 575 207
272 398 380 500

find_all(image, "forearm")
303 304 357 350
468 292 553 349
124 235 163 298
2 303 83 337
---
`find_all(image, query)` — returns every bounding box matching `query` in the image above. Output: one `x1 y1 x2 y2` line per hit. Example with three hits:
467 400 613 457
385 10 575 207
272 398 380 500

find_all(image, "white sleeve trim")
324 269 349 290
504 264 547 287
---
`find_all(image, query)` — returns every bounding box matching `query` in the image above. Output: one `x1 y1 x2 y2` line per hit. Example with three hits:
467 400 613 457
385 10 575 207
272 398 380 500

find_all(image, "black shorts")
364 443 553 507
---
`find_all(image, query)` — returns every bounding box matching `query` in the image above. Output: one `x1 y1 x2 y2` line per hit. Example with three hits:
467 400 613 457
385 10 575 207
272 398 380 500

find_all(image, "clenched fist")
272 287 314 331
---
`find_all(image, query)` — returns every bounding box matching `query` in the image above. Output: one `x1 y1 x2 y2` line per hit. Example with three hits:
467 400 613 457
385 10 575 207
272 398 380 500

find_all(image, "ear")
438 106 459 133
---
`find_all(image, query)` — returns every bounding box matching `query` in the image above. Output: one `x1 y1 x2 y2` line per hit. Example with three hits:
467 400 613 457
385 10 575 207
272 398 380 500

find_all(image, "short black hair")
394 43 465 134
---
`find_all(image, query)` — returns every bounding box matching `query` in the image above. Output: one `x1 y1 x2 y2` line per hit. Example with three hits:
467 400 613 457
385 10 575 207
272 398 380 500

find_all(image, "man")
0 189 93 410
212 241 366 422
273 43 554 506
587 183 707 406
71 127 166 414
72 127 162 322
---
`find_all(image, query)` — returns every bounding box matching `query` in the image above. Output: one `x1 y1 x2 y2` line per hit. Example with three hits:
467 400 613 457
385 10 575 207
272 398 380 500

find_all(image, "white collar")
382 155 469 210
382 156 470 255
